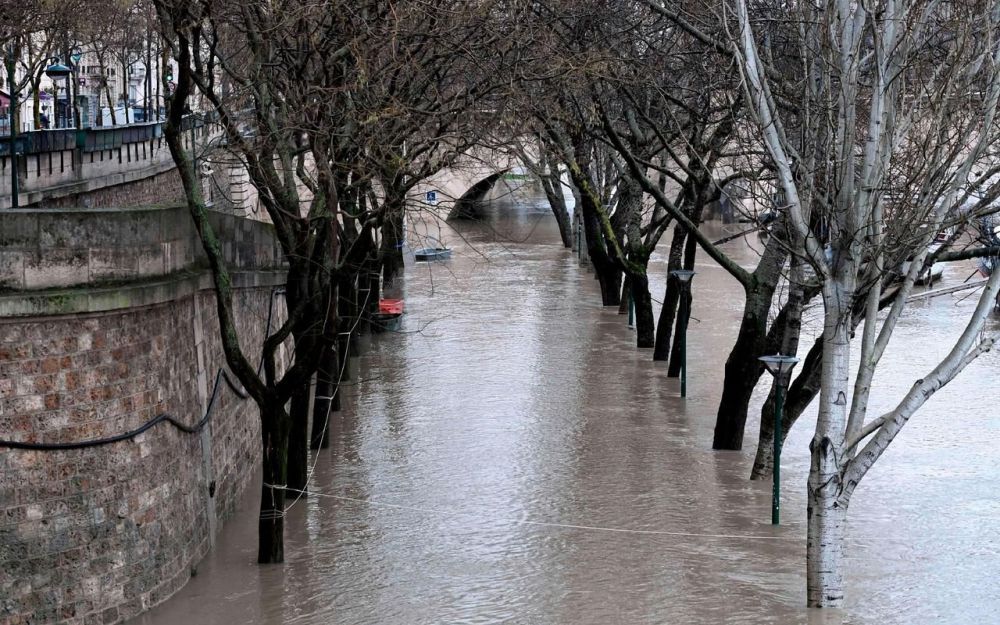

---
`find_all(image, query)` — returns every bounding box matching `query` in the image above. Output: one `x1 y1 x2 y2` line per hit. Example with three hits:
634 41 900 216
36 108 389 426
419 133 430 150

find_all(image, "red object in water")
379 299 404 314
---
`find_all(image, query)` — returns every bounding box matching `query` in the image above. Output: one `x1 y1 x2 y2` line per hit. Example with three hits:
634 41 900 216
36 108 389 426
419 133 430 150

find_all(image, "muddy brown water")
132 190 1000 625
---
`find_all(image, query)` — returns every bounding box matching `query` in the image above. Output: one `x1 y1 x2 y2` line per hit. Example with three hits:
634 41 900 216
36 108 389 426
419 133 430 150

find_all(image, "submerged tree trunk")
806 442 848 607
712 231 788 450
286 377 311 494
311 340 339 449
380 193 405 286
631 271 655 347
711 291 768 450
258 404 290 563
806 280 853 606
539 166 572 247
653 223 687 361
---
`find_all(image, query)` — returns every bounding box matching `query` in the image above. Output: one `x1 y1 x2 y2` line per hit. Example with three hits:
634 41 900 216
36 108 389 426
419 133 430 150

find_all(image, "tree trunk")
540 170 572 248
31 78 41 129
806 280 854 606
618 275 631 315
380 194 405 286
105 80 117 125
286 377 311 495
653 224 687 361
806 436 848 607
712 285 768 450
712 227 788 449
632 271 655 348
750 264 812 479
579 200 621 306
311 340 340 450
258 403 289 563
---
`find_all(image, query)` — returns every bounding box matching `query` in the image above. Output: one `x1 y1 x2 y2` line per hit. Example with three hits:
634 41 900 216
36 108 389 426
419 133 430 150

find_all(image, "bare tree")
733 0 1000 605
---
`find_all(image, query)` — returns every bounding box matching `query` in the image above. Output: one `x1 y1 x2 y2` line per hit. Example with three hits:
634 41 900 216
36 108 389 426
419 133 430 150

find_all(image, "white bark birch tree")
732 0 1000 606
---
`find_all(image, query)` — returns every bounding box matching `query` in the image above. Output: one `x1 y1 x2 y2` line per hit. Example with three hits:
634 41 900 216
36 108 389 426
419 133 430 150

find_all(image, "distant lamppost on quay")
758 353 800 525
670 269 695 398
5 49 72 208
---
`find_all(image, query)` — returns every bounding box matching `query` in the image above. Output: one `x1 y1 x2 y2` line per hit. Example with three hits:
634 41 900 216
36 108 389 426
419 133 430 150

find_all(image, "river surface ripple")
132 191 1000 625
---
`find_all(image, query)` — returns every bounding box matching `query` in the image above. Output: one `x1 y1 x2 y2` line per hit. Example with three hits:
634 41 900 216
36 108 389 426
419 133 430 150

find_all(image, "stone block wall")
36 168 186 210
0 284 284 625
0 206 284 292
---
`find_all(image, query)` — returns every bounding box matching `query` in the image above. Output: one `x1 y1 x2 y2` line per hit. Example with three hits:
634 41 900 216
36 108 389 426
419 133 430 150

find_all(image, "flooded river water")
133 189 1000 625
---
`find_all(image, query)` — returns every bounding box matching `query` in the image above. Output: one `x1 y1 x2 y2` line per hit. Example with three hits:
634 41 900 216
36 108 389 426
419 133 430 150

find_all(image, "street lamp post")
5 54 72 208
758 354 800 525
6 44 18 208
670 269 695 397
43 60 71 128
69 50 82 128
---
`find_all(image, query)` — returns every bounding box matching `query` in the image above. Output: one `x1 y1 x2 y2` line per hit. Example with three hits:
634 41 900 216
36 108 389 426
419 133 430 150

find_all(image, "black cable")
0 284 287 452
0 368 248 451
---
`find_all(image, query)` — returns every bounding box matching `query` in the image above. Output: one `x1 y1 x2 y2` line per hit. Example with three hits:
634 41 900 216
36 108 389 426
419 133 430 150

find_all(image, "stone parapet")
0 206 284 293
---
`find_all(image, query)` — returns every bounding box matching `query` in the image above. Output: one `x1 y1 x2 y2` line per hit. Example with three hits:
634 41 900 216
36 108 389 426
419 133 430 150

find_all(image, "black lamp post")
5 44 19 208
758 354 800 525
6 51 71 208
44 60 71 128
670 269 695 397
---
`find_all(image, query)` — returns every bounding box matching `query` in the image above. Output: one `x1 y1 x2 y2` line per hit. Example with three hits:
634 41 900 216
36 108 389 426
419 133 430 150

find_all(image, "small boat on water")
371 299 404 333
370 311 403 333
414 247 452 261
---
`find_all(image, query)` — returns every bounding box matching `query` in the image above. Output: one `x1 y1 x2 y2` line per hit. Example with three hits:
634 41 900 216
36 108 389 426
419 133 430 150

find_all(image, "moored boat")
414 247 452 261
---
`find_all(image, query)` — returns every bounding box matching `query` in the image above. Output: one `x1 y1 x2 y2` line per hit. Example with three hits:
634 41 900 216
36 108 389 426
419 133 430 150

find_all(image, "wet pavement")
132 187 1000 625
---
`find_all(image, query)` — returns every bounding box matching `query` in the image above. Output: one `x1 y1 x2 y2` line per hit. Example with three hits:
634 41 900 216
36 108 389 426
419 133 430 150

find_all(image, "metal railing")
1 114 213 157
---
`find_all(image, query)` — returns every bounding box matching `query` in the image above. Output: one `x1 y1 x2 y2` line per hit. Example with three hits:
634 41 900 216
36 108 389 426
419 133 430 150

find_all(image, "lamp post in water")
758 354 800 525
670 269 695 397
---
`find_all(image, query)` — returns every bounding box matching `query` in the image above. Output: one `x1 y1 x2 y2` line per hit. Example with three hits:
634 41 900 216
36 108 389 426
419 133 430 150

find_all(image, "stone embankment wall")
0 206 286 625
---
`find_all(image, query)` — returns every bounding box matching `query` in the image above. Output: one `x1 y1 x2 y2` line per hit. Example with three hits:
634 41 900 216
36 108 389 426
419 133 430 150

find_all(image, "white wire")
280 285 374 513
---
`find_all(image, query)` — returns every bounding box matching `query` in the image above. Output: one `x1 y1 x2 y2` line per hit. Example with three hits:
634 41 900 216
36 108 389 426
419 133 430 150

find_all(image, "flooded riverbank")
133 189 1000 625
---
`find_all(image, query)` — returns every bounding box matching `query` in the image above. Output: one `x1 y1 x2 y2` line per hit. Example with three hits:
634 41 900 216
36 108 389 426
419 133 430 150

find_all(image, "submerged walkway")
132 192 1000 625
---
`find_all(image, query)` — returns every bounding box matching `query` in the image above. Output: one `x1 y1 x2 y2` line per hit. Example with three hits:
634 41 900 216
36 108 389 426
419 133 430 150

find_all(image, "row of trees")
151 0 524 561
3 0 172 129
510 0 1000 606
50 0 998 609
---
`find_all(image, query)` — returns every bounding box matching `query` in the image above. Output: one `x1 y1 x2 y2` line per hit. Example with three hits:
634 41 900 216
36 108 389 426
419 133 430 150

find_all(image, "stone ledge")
1 159 181 211
0 269 286 318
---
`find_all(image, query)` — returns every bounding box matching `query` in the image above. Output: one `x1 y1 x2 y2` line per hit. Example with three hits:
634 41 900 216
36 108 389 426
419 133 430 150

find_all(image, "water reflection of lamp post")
670 269 695 397
758 354 800 525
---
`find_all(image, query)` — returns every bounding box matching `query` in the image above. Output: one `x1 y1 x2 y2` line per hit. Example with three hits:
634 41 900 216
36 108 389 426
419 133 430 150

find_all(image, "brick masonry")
35 168 186 210
0 285 286 625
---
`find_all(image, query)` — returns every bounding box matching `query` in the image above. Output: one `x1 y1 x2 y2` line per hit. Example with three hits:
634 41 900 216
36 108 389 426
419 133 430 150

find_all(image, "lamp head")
44 61 71 80
759 354 800 377
670 269 696 283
